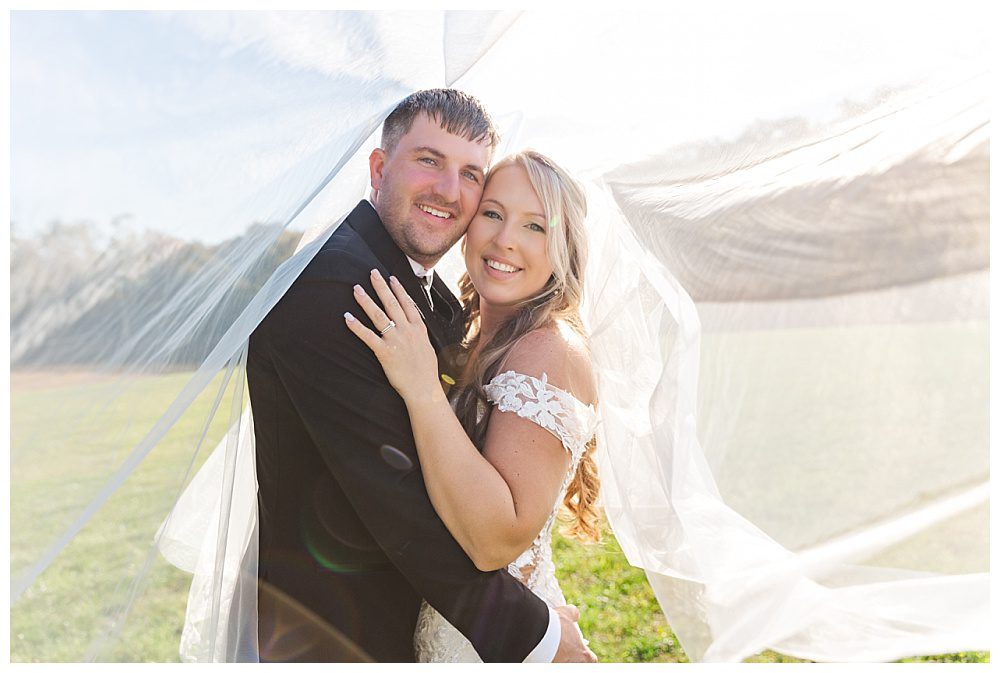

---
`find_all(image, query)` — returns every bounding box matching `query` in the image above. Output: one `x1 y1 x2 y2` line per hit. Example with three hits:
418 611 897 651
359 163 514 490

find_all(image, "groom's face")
369 113 490 268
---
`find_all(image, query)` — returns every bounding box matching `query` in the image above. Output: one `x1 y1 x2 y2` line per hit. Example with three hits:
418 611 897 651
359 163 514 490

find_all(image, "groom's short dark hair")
381 89 500 156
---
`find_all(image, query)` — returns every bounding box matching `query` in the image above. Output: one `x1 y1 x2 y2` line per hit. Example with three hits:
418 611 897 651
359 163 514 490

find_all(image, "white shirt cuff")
522 606 561 663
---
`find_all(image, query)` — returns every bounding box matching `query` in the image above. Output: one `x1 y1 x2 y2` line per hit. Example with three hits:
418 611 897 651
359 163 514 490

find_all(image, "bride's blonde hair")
452 149 600 543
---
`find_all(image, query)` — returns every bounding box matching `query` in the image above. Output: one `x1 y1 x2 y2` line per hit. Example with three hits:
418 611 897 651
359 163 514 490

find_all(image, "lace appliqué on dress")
413 370 598 663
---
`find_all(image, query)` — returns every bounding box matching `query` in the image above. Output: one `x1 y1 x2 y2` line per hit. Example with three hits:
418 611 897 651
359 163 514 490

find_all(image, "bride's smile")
464 163 553 313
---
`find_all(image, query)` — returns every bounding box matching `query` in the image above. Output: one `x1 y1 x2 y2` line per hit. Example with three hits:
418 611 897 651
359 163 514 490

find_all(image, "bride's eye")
526 222 545 233
482 209 502 220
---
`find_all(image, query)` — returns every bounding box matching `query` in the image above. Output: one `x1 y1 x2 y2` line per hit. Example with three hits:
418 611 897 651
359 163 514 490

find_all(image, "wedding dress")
413 369 598 663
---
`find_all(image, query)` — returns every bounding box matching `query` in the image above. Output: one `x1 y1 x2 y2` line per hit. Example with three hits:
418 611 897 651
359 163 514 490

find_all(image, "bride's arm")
403 384 569 569
403 338 573 571
344 271 581 571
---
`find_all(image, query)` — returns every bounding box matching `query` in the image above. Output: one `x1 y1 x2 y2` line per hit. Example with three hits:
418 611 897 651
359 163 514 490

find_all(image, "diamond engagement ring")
378 320 396 336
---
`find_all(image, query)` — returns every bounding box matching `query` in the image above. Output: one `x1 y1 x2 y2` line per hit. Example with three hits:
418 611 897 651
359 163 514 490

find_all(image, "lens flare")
304 482 386 572
257 580 372 663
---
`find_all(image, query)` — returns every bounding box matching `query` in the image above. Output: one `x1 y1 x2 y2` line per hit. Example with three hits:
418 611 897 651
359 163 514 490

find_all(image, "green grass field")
552 521 988 663
9 325 989 663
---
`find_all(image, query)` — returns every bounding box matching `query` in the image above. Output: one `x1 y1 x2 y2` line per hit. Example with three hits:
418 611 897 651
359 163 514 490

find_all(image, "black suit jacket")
247 200 551 662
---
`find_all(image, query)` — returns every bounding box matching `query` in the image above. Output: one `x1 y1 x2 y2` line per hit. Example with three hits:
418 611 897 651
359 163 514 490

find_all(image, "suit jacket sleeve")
251 253 552 662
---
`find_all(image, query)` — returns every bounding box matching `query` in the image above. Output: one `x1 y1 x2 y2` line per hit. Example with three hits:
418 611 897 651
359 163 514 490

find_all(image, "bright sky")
9 7 988 243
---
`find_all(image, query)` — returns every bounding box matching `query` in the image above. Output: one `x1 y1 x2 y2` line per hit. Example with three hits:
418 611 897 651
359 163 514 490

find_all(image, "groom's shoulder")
298 221 378 284
315 228 376 269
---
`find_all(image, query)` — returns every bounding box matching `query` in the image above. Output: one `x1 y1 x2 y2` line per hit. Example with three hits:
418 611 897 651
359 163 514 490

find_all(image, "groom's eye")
419 157 437 166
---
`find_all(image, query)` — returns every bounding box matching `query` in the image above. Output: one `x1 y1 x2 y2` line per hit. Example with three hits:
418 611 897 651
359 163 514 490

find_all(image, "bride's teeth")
486 259 518 273
419 205 451 218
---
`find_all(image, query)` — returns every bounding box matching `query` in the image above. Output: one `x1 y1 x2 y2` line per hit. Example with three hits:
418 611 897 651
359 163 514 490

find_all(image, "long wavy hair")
452 149 600 542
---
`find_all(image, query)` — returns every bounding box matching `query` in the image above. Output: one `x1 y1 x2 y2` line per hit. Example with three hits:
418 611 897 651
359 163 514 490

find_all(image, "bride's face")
464 164 553 309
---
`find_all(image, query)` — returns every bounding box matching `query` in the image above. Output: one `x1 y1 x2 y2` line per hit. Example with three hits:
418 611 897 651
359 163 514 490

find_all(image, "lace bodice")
413 370 598 662
482 371 597 587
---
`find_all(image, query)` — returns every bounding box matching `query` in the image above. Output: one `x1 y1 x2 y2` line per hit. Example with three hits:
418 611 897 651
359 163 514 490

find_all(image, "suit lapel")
347 200 463 352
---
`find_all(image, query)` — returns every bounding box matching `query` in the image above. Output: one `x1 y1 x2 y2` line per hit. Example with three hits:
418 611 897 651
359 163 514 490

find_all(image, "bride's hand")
344 268 441 403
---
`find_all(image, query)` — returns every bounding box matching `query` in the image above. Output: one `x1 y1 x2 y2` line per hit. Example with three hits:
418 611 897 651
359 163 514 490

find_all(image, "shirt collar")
405 256 435 287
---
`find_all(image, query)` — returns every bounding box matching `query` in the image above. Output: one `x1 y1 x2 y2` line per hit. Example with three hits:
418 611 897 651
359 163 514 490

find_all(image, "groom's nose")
431 168 461 205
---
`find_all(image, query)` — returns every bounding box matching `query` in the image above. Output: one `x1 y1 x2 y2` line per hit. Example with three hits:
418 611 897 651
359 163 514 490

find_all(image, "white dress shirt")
523 606 561 662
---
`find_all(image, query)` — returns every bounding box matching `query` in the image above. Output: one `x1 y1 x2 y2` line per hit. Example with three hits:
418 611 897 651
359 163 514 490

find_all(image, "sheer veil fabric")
9 8 989 662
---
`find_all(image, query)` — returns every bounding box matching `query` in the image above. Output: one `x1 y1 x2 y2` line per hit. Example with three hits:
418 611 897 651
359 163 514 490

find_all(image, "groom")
247 89 596 662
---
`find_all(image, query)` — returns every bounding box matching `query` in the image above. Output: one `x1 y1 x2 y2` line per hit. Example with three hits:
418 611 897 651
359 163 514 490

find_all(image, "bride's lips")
482 255 522 280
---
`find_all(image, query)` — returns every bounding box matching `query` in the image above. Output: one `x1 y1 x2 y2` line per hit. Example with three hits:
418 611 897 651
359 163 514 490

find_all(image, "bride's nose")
492 222 516 250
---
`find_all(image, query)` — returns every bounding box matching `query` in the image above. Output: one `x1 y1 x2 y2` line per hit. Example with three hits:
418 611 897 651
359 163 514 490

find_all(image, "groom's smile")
416 203 454 220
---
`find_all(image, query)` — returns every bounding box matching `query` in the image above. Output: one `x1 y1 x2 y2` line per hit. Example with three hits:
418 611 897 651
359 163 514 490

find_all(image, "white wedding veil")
9 8 989 662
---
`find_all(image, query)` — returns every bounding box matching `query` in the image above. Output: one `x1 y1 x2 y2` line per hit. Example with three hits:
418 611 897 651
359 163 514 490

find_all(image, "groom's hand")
553 605 598 662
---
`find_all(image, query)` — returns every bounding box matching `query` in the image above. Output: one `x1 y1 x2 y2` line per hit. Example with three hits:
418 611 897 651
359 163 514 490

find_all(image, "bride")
344 149 600 662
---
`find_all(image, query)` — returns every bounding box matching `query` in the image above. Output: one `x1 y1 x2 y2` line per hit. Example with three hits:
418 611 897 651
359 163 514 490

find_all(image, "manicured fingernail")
389 275 398 285
354 284 364 294
371 268 381 278
344 312 356 322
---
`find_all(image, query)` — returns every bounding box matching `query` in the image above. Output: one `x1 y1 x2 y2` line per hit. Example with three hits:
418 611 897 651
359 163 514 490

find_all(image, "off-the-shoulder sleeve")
483 370 598 464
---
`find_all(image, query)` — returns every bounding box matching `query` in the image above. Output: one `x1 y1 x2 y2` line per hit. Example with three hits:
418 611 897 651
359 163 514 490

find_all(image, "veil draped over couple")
10 10 988 663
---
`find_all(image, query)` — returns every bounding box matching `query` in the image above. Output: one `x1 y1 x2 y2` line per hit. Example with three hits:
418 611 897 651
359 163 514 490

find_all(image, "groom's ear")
368 148 387 193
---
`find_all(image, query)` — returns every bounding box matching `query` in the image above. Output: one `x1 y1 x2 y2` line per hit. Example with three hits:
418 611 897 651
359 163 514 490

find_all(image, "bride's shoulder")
499 322 596 407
